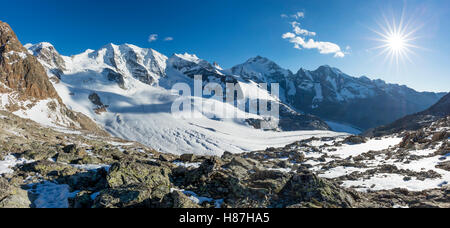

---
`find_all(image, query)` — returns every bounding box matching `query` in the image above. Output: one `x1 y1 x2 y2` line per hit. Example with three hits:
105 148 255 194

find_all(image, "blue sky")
1 0 449 92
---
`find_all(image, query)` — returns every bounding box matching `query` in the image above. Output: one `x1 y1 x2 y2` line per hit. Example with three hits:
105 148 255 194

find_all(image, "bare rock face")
0 21 107 135
0 21 59 102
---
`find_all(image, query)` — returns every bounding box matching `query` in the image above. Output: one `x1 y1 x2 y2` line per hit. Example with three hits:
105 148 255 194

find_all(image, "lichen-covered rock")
343 135 367 145
162 191 201 208
93 186 154 208
277 171 356 208
106 161 172 189
0 177 31 208
180 154 196 162
21 160 78 177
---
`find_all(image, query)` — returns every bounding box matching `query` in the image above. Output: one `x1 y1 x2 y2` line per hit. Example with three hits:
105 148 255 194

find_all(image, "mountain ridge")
25 40 445 131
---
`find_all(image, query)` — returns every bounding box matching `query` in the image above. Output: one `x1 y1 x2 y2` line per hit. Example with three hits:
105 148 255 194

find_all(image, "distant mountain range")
228 56 446 130
365 92 450 137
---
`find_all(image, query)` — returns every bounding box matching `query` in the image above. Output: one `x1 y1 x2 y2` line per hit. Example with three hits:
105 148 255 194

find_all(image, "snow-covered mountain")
228 57 446 130
26 42 332 155
23 37 444 154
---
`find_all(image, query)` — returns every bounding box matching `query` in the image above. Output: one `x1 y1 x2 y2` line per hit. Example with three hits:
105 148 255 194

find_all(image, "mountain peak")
172 53 201 63
315 65 342 75
245 55 273 64
25 42 66 72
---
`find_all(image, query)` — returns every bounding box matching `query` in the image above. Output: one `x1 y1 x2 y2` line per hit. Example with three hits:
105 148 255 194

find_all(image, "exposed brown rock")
0 21 107 135
0 21 59 101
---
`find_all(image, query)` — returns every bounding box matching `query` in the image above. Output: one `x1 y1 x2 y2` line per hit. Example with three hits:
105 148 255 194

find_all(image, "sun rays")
370 11 422 68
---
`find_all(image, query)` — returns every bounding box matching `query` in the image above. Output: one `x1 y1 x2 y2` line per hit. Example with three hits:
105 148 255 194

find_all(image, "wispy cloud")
281 11 305 19
148 34 158 42
290 21 316 36
164 37 174 41
281 12 345 58
292 12 304 19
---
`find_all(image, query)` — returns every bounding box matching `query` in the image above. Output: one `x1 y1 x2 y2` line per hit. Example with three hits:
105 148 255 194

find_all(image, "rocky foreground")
0 110 448 208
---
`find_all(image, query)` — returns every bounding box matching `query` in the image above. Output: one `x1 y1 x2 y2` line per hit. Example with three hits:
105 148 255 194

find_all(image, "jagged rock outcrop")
0 177 31 208
0 21 59 101
0 21 106 134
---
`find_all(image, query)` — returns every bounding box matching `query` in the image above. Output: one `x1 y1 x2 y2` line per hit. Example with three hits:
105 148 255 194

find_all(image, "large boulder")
106 161 171 189
0 177 31 208
162 191 200 208
277 171 356 208
93 161 172 208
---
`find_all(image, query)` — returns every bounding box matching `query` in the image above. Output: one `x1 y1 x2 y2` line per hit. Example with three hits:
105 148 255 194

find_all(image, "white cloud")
148 34 158 42
283 35 345 58
164 37 174 41
281 14 345 58
281 11 305 20
291 22 316 36
282 32 296 39
292 12 305 19
334 52 345 58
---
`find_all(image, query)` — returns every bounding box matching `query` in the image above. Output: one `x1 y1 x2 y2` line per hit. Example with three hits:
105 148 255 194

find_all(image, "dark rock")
180 154 196 162
343 135 367 145
162 191 200 208
277 171 356 208
106 161 172 189
436 161 450 172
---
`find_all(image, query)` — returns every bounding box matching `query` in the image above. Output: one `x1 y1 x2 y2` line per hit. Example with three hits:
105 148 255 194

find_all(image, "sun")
370 13 420 66
387 33 406 51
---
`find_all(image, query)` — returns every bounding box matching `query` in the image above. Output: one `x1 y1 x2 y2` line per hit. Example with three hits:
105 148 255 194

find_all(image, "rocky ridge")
0 110 448 208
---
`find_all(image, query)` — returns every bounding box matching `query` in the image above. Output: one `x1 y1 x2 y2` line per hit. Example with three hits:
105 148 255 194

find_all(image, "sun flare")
387 33 406 51
371 14 420 66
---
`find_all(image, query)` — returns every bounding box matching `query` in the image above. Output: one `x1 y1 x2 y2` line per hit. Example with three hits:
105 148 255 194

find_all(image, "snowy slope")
27 42 338 156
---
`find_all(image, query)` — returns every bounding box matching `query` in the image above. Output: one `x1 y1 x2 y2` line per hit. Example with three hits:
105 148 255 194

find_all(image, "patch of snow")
325 121 362 135
327 137 402 159
6 51 27 60
12 99 79 129
0 155 33 174
312 83 323 102
70 164 111 172
173 161 201 169
107 141 134 146
319 166 369 179
267 167 292 173
342 173 449 192
171 188 224 208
